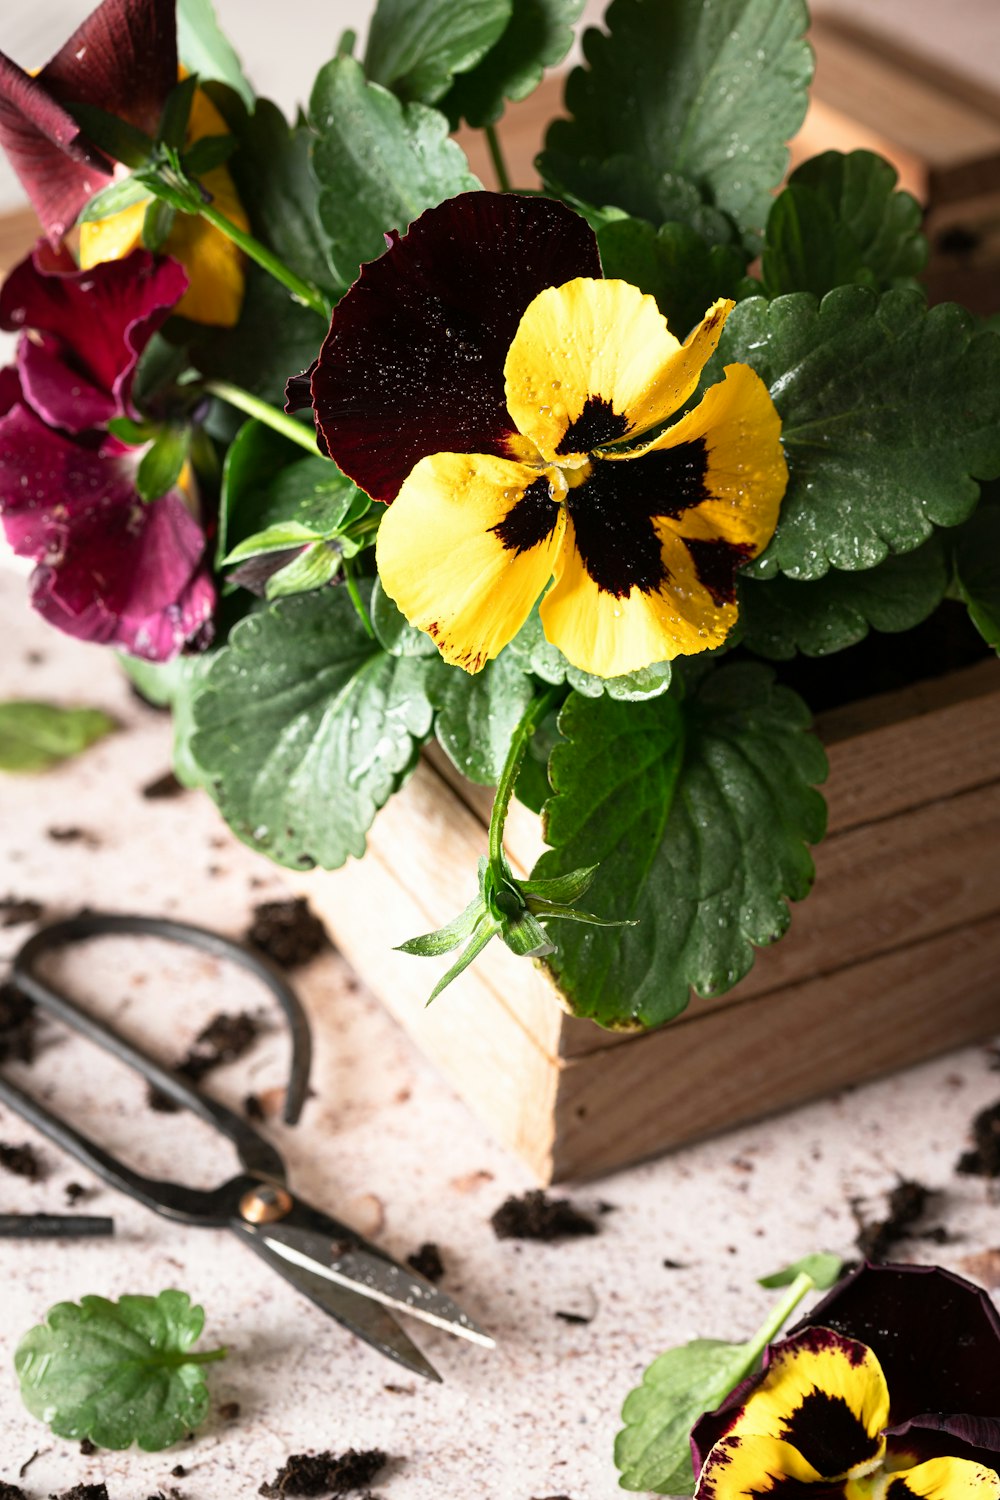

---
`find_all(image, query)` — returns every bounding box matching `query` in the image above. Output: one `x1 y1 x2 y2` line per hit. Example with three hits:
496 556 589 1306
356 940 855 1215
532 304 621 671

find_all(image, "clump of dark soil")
956 1100 1000 1177
258 1447 387 1496
0 982 37 1064
406 1242 444 1282
490 1189 598 1242
0 1142 43 1180
141 771 184 800
46 827 99 847
853 1179 936 1260
50 1486 110 1500
148 1011 260 1111
0 1483 28 1500
78 1438 96 1455
245 898 330 969
0 897 44 927
218 1400 241 1420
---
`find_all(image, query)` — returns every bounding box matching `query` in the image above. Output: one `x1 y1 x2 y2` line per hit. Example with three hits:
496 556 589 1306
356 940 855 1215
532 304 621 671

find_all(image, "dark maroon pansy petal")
0 365 22 417
41 0 177 141
1 244 188 430
0 51 113 243
886 1415 1000 1473
0 404 212 660
790 1263 1000 1425
309 190 602 503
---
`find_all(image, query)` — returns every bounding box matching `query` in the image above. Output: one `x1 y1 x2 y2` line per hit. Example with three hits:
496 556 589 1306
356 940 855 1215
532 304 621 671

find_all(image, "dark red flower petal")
886 1414 1000 1473
0 243 188 432
307 191 601 504
0 0 176 242
0 403 212 660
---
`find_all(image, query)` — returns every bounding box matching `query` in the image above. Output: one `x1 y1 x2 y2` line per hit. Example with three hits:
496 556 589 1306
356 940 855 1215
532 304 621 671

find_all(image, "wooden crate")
293 660 1000 1183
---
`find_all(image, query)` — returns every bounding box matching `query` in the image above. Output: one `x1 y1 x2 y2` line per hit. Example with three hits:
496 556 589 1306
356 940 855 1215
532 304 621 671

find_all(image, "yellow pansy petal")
376 452 566 673
880 1459 1000 1500
504 278 733 461
697 1433 831 1500
540 515 733 678
625 362 787 561
724 1329 890 1481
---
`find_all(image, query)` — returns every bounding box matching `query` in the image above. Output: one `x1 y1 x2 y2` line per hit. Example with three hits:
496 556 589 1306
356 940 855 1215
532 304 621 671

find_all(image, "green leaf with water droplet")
428 651 535 784
507 603 672 702
539 0 813 251
15 1290 225 1452
365 0 513 105
189 585 438 869
758 1252 844 1289
532 662 827 1028
440 0 585 130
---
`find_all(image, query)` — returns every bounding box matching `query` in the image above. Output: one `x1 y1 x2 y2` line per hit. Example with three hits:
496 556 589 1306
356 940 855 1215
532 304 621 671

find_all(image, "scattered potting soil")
554 1309 592 1325
45 827 100 848
490 1189 598 1242
662 1257 687 1269
854 1179 935 1260
218 1400 241 1421
65 1183 88 1206
50 1486 110 1500
406 1242 444 1282
78 1439 96 1456
258 1447 387 1497
148 1011 260 1111
956 1100 1000 1177
141 771 184 800
244 1093 266 1122
245 898 330 969
0 1486 27 1500
0 898 43 927
0 1142 43 1180
170 1467 186 1479
0 983 37 1065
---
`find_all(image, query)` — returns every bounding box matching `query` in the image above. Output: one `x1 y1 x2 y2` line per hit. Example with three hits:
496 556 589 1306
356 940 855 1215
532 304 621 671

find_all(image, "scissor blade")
249 1231 442 1381
262 1226 495 1350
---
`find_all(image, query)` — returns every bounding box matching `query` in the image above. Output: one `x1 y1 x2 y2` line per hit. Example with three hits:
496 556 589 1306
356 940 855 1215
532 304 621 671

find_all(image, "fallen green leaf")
758 1252 845 1290
0 702 117 773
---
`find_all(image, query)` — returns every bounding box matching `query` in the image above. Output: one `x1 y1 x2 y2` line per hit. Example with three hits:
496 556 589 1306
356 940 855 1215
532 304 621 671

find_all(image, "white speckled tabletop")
1 573 999 1499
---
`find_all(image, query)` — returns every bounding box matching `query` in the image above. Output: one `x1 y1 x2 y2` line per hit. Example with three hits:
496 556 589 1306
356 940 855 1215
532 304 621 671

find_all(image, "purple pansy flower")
0 244 215 660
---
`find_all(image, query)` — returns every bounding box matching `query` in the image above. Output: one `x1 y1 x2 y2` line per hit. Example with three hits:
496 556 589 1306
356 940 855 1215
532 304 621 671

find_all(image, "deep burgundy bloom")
691 1263 1000 1479
0 241 188 433
0 245 214 661
0 0 176 242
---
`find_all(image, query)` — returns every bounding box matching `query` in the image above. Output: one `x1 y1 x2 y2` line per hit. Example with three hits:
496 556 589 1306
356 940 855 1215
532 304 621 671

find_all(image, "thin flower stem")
484 124 512 193
488 686 561 870
197 201 333 320
745 1273 816 1363
343 558 376 640
203 381 320 453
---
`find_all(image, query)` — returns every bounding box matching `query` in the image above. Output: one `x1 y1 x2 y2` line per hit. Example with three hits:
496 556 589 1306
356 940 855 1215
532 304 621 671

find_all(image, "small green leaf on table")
0 702 116 773
715 289 1000 580
364 0 513 105
762 149 927 299
310 56 480 287
539 0 813 250
441 0 585 130
15 1289 225 1452
189 587 437 869
534 663 827 1029
758 1252 845 1289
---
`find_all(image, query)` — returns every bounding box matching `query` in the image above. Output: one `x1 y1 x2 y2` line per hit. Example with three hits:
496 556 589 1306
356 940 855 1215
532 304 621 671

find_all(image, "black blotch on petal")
780 1389 882 1478
684 536 755 605
492 477 560 555
556 395 631 455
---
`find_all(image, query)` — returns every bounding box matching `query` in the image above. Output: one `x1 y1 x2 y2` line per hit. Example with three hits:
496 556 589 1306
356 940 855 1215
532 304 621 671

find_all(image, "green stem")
197 201 333 320
160 1345 228 1367
488 686 561 869
484 124 512 193
342 558 375 640
745 1273 816 1363
203 381 319 453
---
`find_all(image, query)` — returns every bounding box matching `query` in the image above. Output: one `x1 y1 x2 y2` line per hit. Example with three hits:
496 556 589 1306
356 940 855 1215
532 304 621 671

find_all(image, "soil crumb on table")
148 1011 260 1111
0 1142 43 1180
141 771 184 800
0 983 37 1064
258 1447 387 1496
405 1241 445 1282
853 1178 935 1260
245 898 330 969
956 1100 1000 1177
0 897 43 927
491 1189 598 1242
50 1485 110 1500
0 1484 28 1500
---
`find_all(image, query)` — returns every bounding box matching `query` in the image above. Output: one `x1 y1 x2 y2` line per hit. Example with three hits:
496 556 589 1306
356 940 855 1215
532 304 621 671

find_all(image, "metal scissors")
0 913 494 1381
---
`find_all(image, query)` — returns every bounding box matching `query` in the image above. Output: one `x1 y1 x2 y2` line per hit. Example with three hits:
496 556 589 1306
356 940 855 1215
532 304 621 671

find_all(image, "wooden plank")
545 910 1000 1182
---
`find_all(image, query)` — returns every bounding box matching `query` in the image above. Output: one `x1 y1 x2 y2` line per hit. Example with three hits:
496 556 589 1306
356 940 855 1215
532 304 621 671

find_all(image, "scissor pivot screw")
240 1184 293 1223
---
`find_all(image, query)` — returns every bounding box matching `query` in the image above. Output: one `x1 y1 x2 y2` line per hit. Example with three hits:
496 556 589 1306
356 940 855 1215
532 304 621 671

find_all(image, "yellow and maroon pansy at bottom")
375 277 786 680
695 1327 1000 1500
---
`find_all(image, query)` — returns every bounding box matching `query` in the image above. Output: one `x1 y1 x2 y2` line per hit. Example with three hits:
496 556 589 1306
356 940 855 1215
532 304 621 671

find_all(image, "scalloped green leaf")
189 588 436 869
15 1290 222 1452
186 259 326 406
738 535 949 659
506 603 672 701
714 289 1000 580
596 214 750 338
429 653 535 784
539 0 812 250
310 55 480 287
365 0 512 104
952 487 1000 652
177 0 254 106
442 0 585 129
762 149 927 299
533 663 827 1028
